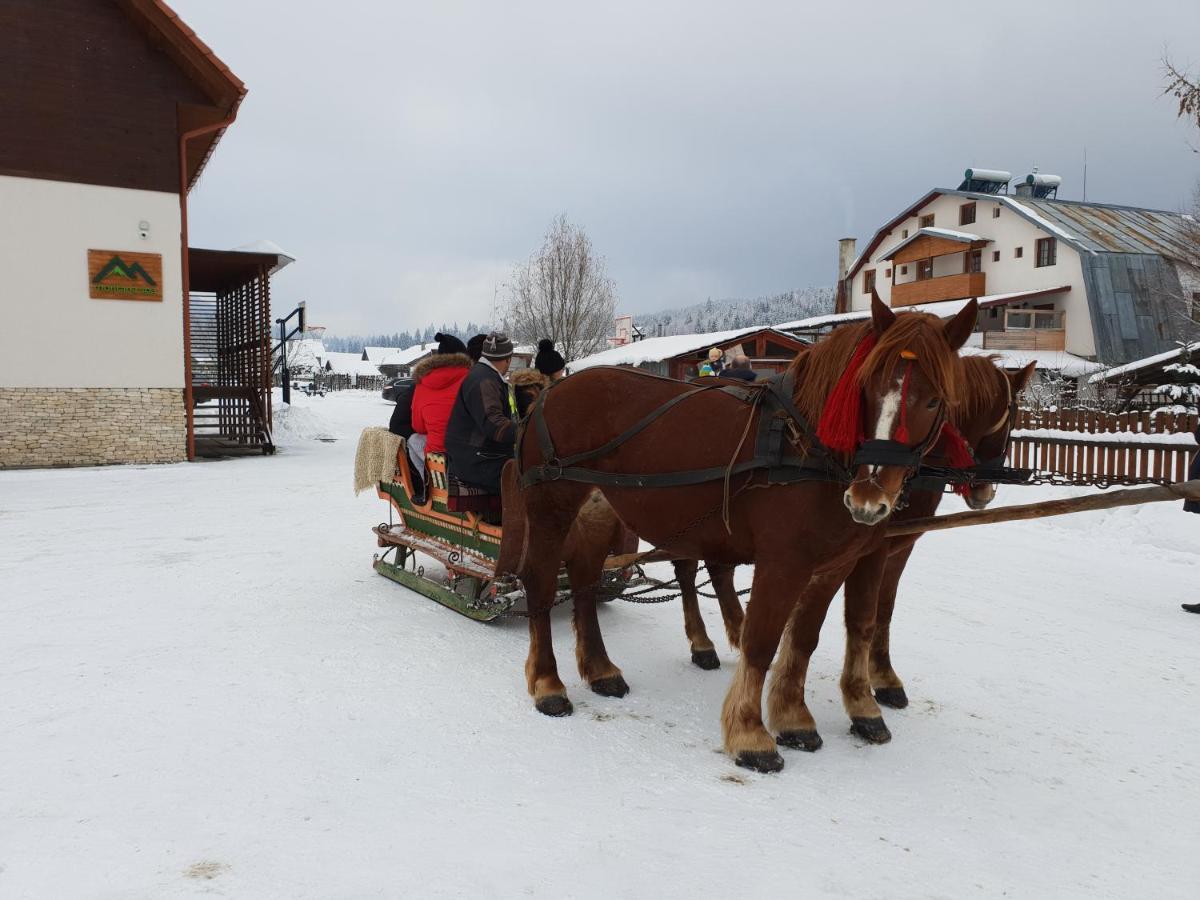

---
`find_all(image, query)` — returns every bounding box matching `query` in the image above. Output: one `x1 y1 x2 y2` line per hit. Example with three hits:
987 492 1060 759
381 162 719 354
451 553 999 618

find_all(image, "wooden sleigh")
373 444 644 621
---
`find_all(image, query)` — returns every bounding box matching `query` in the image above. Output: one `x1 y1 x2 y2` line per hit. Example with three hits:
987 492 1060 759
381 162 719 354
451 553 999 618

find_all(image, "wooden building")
570 326 808 380
0 0 283 467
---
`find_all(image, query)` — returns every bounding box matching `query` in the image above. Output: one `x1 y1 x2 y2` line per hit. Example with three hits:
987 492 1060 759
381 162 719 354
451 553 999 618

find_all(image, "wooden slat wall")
1008 408 1198 484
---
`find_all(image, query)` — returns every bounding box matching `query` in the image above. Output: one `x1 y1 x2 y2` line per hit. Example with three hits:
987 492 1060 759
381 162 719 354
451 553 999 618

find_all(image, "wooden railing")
892 272 985 307
1008 408 1198 484
983 330 1065 351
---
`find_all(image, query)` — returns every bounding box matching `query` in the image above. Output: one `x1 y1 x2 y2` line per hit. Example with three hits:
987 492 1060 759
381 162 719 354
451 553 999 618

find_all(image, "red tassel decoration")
939 422 976 468
816 333 878 453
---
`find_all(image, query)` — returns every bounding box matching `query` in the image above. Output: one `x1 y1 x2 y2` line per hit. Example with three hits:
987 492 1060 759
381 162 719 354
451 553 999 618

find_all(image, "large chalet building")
836 169 1200 366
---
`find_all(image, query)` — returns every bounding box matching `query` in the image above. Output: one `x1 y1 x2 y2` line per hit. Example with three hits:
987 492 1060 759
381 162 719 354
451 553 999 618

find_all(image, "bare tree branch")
506 215 618 362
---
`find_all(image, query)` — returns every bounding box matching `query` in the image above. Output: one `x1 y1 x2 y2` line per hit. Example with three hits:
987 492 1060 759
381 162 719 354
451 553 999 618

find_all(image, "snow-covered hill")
633 286 834 337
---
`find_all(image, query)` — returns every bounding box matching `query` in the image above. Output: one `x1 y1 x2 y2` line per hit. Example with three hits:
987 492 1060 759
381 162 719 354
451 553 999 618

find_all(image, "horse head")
800 291 977 525
951 359 1035 510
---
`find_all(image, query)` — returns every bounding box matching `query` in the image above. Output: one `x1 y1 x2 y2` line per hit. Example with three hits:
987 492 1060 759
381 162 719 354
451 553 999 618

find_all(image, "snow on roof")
569 325 788 372
775 288 1068 332
879 226 985 262
997 196 1083 248
960 346 1103 378
231 239 295 274
1088 342 1200 384
379 344 434 367
362 346 404 362
323 351 382 377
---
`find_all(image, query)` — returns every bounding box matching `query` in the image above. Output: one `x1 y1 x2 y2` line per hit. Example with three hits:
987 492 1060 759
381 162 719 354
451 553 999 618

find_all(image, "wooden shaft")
885 479 1200 537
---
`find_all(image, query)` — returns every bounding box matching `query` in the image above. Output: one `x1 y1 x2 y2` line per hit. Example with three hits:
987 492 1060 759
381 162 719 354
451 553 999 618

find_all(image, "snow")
231 239 295 273
960 346 1104 378
1091 343 1200 383
362 345 404 363
3 391 1200 897
322 351 382 378
1011 427 1197 445
570 325 788 370
378 344 434 367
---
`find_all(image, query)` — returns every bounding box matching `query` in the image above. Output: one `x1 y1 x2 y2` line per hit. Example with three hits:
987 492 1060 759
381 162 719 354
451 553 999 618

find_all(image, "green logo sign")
93 255 157 295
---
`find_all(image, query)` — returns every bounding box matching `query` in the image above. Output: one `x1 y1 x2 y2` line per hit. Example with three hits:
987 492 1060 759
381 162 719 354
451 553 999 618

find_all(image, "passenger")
719 354 757 383
697 347 724 377
466 333 487 363
410 332 472 467
445 332 517 494
387 376 417 437
534 339 567 380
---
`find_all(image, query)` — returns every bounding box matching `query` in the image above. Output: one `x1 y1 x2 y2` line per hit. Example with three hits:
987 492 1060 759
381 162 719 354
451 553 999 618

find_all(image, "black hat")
466 334 487 362
434 332 468 355
481 332 514 360
534 339 565 377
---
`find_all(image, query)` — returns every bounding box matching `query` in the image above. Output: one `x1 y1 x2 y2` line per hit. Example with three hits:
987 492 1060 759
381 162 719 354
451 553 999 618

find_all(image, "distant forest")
321 286 834 353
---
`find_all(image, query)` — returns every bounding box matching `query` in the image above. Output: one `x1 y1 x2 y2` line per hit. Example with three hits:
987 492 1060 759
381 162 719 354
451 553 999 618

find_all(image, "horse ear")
1010 361 1036 394
941 298 978 351
870 289 895 335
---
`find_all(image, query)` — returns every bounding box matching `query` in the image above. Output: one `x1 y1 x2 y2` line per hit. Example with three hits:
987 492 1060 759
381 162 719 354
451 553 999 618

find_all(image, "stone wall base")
0 387 186 468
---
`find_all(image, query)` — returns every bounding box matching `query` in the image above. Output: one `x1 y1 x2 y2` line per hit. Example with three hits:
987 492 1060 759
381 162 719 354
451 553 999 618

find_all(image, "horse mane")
955 355 1007 427
790 314 963 428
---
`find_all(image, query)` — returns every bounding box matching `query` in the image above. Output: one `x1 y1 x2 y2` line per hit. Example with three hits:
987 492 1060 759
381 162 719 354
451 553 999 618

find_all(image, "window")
965 249 982 273
884 268 892 278
916 259 934 281
900 265 909 275
919 214 935 228
1014 246 1024 259
902 228 909 239
1035 237 1057 267
992 207 1001 219
863 269 876 294
959 202 977 226
992 250 1001 262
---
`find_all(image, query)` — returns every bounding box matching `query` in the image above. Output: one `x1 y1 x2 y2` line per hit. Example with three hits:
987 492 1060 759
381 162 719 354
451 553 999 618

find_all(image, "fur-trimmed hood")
412 352 471 383
509 368 550 390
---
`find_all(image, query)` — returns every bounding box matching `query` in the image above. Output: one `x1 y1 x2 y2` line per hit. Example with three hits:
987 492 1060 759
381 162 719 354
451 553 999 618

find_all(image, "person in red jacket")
411 333 472 454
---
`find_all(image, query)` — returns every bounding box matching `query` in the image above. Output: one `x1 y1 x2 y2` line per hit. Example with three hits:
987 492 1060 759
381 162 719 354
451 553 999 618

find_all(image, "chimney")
837 238 857 282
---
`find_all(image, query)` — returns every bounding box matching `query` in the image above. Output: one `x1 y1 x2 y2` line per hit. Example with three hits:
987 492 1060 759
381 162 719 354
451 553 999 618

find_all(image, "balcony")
891 272 986 307
980 309 1066 351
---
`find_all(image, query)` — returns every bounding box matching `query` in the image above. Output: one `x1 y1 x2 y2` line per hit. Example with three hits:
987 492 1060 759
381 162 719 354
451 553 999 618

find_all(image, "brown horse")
499 296 976 772
766 356 1035 750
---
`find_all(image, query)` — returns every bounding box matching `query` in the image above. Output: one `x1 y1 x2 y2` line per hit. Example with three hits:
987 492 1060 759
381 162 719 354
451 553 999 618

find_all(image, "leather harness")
518 367 945 493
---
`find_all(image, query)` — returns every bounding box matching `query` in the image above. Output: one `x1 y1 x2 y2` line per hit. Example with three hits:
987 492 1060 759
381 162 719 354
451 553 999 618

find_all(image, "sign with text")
88 249 163 301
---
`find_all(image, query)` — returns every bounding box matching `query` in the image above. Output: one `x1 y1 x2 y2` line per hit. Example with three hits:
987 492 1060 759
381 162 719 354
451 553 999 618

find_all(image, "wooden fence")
1008 408 1199 484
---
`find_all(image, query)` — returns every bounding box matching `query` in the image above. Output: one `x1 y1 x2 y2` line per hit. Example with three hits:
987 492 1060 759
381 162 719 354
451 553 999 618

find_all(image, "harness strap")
852 440 924 469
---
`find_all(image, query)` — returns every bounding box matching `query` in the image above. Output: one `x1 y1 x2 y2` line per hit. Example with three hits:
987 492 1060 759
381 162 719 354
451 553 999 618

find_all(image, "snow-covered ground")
3 390 1199 898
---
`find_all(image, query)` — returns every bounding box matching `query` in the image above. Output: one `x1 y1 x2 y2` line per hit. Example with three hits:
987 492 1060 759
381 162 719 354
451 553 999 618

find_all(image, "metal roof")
1014 198 1197 258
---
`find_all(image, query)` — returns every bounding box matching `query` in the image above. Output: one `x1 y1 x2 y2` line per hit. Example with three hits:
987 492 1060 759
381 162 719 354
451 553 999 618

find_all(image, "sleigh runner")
359 428 649 621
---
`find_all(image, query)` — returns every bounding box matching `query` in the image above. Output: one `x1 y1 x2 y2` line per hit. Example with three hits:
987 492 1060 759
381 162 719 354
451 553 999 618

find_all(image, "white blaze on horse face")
868 374 905 475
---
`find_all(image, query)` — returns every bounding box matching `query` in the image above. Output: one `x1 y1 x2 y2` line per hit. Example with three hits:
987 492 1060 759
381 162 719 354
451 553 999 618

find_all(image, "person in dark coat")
387 377 416 437
445 332 516 492
535 339 566 380
467 334 487 363
719 354 757 382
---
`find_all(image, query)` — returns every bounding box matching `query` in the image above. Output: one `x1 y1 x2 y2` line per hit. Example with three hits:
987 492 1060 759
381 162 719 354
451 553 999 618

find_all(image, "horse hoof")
691 649 721 670
535 695 574 717
590 675 630 698
735 750 785 774
850 716 892 744
777 729 823 752
874 687 909 709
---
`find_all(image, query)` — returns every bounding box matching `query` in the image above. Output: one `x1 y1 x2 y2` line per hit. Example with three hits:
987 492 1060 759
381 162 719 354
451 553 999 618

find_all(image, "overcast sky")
178 0 1200 336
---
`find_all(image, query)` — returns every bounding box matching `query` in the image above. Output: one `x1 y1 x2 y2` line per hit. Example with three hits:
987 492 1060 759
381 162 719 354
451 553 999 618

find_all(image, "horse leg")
871 546 914 709
675 559 720 670
767 568 848 753
841 547 891 743
707 562 744 651
570 553 629 697
520 482 592 717
721 558 810 773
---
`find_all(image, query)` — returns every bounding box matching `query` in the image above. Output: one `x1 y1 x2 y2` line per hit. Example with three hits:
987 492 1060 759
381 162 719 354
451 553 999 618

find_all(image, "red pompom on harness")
938 421 976 496
816 333 877 453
